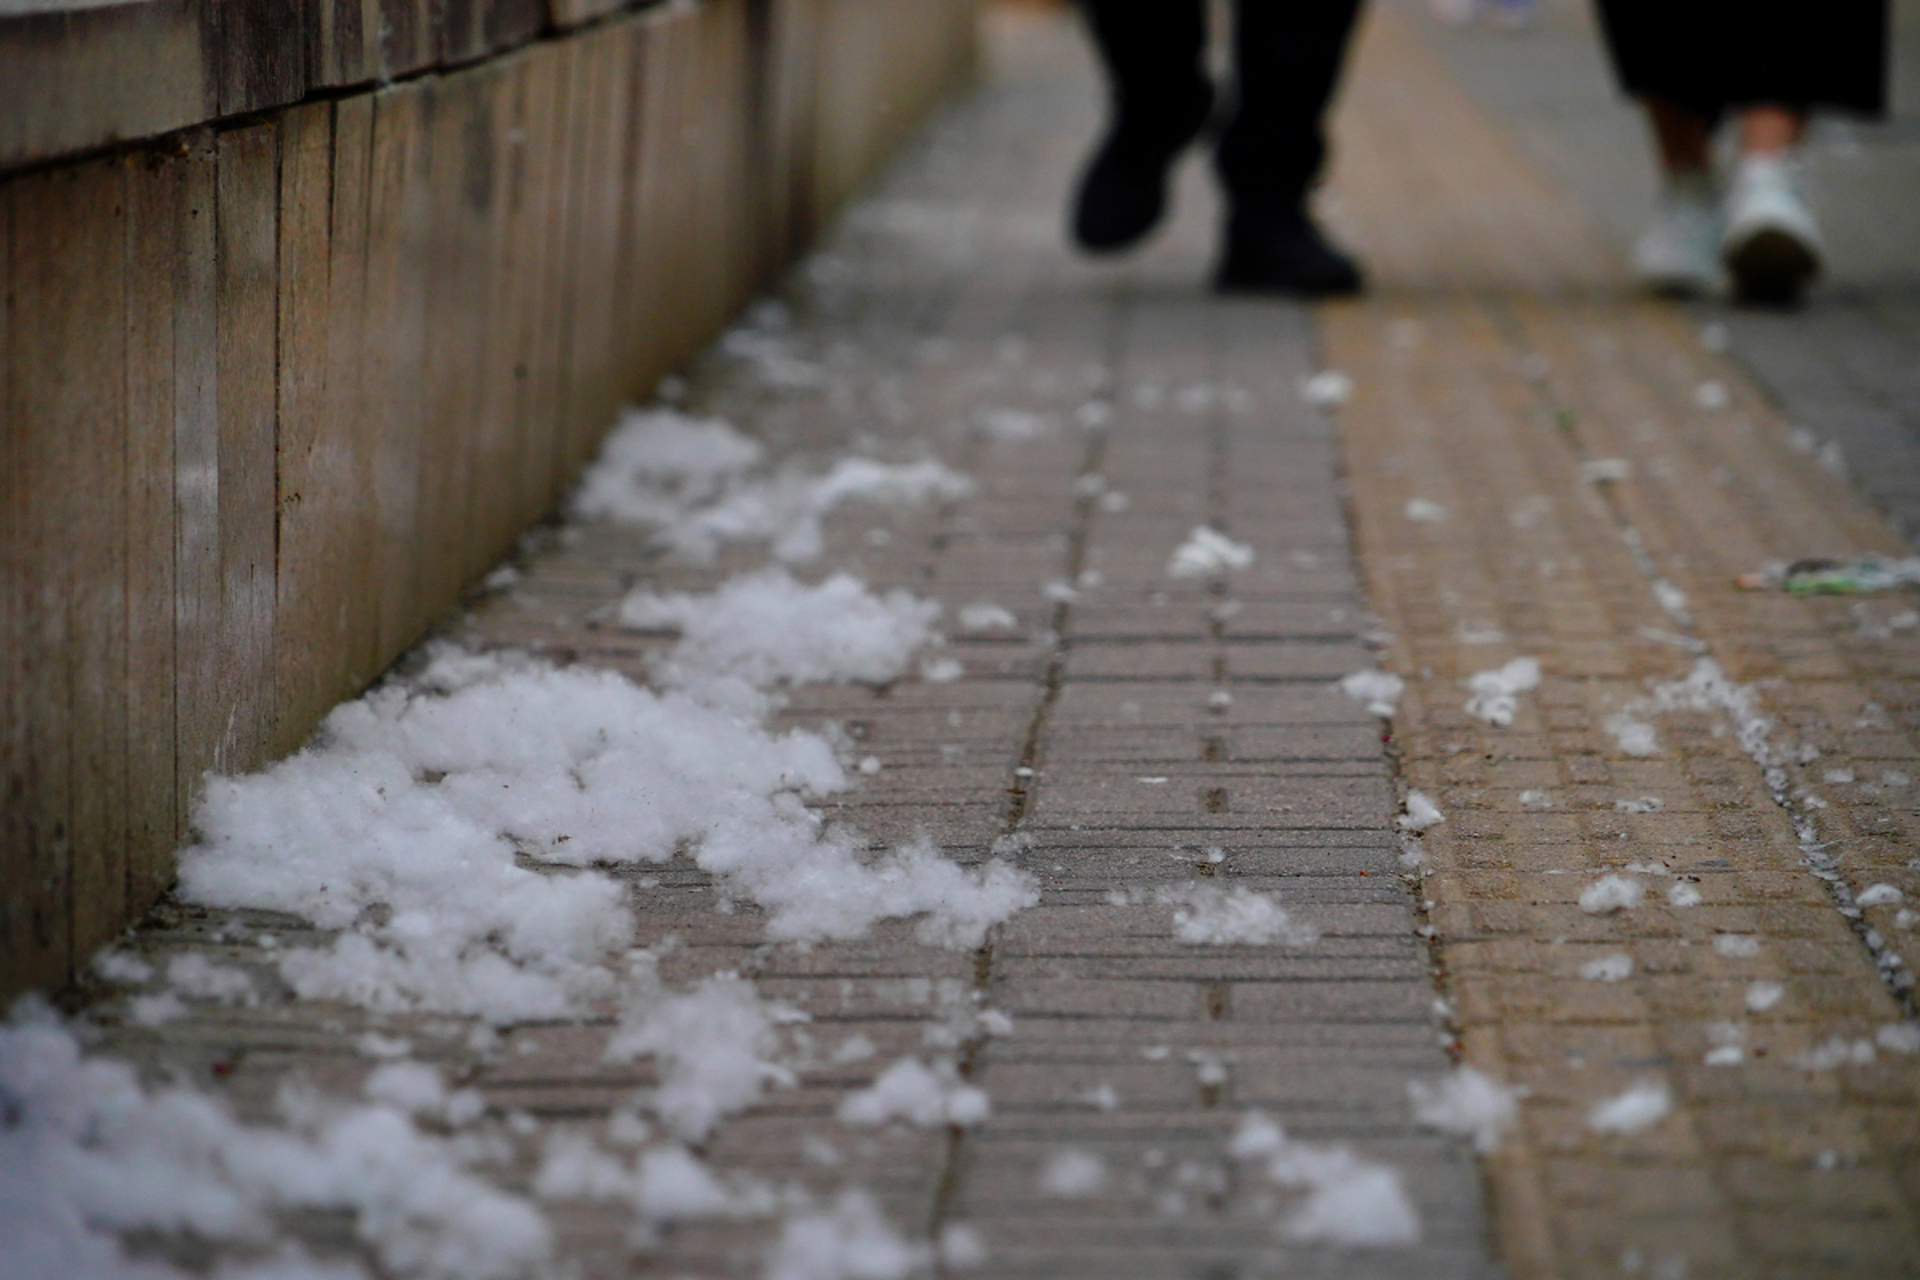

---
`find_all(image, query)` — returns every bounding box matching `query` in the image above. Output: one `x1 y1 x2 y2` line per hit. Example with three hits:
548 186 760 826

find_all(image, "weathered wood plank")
216 0 308 118
323 94 382 698
273 102 341 754
419 71 495 606
0 179 30 983
309 0 381 89
65 157 131 965
9 167 85 987
516 40 572 519
214 123 281 772
123 143 183 910
364 83 432 666
171 128 222 843
0 0 212 172
379 0 438 80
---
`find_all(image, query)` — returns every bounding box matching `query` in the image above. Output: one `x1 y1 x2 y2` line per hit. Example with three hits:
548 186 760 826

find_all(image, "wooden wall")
0 0 978 999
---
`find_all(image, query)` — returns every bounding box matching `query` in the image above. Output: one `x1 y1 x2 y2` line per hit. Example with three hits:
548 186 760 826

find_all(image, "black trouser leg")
1216 0 1366 218
1082 0 1212 141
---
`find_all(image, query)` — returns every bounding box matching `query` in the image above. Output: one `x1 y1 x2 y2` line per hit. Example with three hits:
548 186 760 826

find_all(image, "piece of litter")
1407 1066 1522 1154
1464 657 1540 726
1579 875 1644 915
1168 526 1255 578
1734 555 1920 595
1399 790 1445 832
1581 954 1634 982
1586 1079 1670 1134
1300 370 1353 409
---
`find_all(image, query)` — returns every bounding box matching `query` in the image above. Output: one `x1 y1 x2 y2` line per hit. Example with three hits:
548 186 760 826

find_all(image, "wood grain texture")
0 181 27 981
364 82 431 666
213 123 280 773
61 156 130 966
273 102 340 752
171 129 222 827
123 144 183 910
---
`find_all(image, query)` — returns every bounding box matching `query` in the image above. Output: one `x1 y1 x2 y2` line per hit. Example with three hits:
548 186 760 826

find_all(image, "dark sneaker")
1215 212 1364 297
1071 88 1214 254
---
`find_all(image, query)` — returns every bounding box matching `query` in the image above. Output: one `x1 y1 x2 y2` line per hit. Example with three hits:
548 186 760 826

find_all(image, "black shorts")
1593 0 1888 120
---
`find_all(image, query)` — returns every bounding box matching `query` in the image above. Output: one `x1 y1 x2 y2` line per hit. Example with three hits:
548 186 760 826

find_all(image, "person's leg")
1071 0 1214 253
1212 0 1366 294
1626 96 1720 296
1721 103 1818 304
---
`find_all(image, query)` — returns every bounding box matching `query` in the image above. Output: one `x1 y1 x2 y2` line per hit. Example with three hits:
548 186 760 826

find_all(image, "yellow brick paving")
1324 5 1920 1276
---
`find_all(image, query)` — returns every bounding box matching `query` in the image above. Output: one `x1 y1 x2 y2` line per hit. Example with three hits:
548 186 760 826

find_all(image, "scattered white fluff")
1667 882 1703 908
1713 934 1761 958
1339 669 1404 718
1168 527 1255 578
164 953 256 1005
128 991 185 1027
361 1061 483 1128
603 974 800 1142
177 650 1035 1021
619 569 941 687
533 1131 756 1224
1300 370 1353 409
1463 658 1540 727
1402 499 1446 524
1519 789 1552 809
572 410 971 563
1794 1036 1877 1070
1154 885 1316 947
1577 458 1631 484
1745 981 1785 1013
1037 1149 1108 1198
1703 1022 1746 1066
1581 954 1634 982
1694 380 1730 410
956 603 1017 633
1586 1079 1670 1134
1605 714 1659 757
0 1010 549 1280
1614 796 1663 814
91 951 153 985
1398 790 1445 832
838 1057 989 1129
1229 1112 1421 1247
937 1223 987 1271
1578 875 1644 915
1407 1067 1521 1154
1080 1083 1119 1111
1858 883 1905 907
976 408 1058 441
1877 1023 1920 1055
920 657 964 684
570 409 765 526
764 1190 927 1280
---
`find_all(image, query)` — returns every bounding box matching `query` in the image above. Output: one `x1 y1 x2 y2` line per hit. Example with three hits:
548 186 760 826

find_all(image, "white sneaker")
1631 173 1720 297
1721 153 1822 305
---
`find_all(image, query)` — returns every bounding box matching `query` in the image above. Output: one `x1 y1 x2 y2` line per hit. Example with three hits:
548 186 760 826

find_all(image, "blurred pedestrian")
1071 0 1366 296
1597 0 1888 304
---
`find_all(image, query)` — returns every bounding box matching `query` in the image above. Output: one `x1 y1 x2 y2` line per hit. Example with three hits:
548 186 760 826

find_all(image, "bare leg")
1643 95 1712 174
1737 104 1806 155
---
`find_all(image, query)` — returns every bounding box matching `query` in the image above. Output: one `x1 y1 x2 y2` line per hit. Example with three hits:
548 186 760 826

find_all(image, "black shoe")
1215 212 1364 297
1071 88 1214 254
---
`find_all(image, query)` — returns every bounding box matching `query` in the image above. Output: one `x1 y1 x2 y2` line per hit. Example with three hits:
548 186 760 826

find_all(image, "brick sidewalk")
53 4 1920 1279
